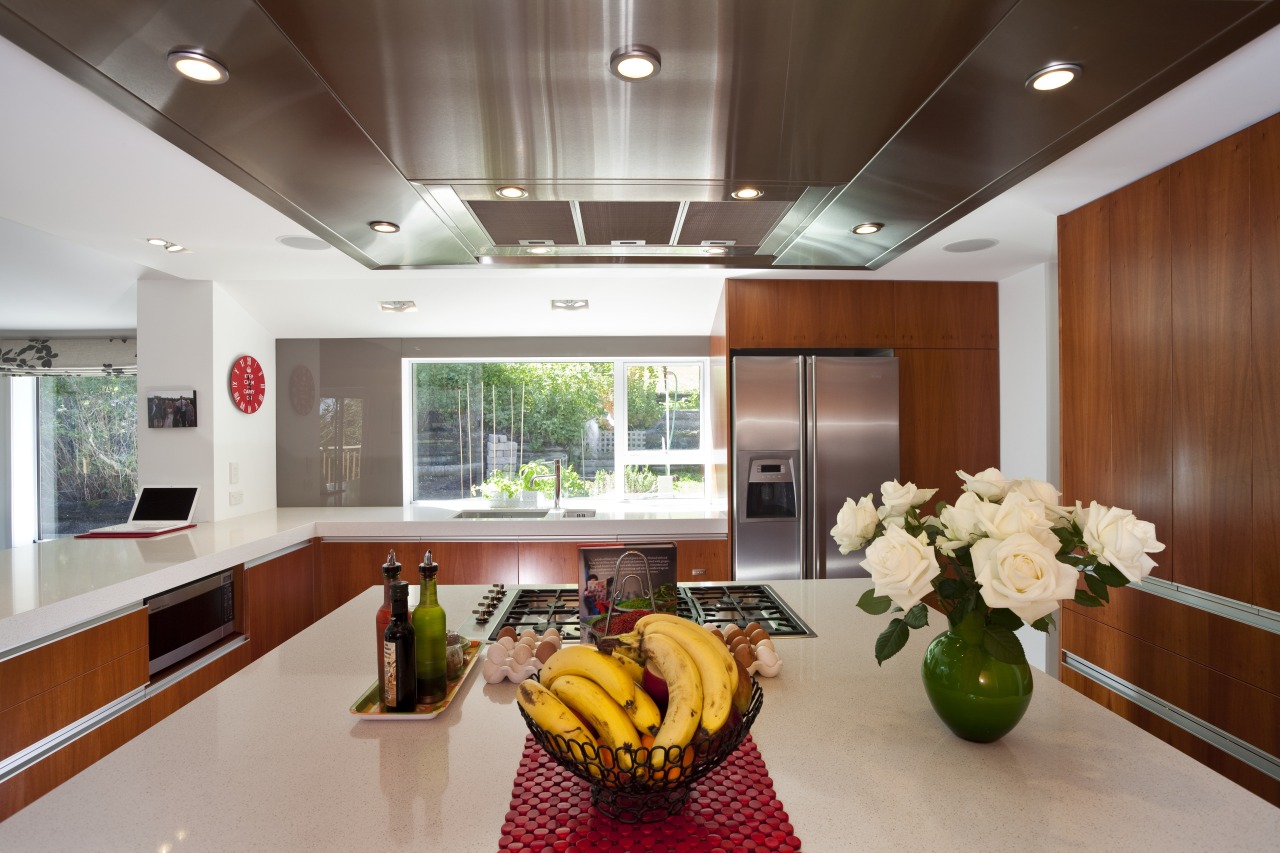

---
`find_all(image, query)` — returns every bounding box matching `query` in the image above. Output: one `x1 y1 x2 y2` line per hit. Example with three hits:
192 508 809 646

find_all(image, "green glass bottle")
412 551 448 703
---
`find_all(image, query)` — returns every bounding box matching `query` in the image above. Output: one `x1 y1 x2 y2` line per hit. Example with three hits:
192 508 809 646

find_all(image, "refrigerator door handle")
803 356 819 580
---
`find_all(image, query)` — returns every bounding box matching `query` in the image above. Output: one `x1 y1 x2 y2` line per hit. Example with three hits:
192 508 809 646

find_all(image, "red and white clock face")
229 355 267 414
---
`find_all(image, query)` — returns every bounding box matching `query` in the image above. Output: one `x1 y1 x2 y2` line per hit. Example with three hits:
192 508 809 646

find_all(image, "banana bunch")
516 614 750 782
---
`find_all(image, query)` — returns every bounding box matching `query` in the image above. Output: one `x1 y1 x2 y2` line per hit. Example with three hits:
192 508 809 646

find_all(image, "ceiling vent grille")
580 201 680 246
677 201 791 247
466 201 578 246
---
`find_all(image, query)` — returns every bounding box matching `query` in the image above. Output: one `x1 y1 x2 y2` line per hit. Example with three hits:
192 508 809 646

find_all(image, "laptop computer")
87 486 200 535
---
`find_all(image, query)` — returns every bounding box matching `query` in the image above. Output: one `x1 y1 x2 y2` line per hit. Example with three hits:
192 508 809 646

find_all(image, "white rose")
971 532 1078 624
830 495 879 554
1009 478 1070 519
939 490 985 546
860 526 940 610
973 491 1059 550
957 467 1012 500
1080 502 1165 583
878 480 939 518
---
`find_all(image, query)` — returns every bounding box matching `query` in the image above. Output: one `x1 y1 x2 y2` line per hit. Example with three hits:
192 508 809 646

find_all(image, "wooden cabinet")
1251 114 1280 613
517 542 582 584
0 608 149 821
147 642 253 726
245 542 317 659
726 280 895 349
676 539 729 582
892 281 997 349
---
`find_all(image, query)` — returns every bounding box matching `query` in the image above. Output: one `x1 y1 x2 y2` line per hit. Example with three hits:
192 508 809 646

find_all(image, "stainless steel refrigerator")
732 355 899 581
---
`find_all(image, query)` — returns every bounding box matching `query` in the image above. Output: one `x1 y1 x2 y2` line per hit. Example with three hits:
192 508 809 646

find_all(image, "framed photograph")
147 387 198 428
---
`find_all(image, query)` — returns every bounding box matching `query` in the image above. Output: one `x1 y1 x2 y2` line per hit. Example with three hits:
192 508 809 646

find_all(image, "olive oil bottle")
382 581 417 712
412 551 448 703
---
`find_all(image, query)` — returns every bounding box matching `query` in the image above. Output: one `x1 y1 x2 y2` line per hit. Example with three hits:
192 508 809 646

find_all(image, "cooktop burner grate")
485 584 816 642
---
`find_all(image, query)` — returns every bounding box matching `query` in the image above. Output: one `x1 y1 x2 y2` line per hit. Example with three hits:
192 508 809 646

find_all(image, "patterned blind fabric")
0 338 137 376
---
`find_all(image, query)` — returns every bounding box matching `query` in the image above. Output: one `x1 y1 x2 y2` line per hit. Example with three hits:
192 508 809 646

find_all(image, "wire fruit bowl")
517 674 765 823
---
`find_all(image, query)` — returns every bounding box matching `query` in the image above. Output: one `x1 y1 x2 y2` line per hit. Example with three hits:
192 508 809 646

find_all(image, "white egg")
511 643 533 665
519 629 539 641
542 627 561 641
754 638 776 653
486 643 510 664
497 636 516 651
754 644 780 668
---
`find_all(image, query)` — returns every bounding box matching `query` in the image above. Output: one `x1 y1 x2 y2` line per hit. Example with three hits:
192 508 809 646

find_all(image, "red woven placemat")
498 735 801 852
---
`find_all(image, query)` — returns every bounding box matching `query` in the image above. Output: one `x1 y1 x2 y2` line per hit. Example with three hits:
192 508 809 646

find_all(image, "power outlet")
229 491 243 506
229 462 240 485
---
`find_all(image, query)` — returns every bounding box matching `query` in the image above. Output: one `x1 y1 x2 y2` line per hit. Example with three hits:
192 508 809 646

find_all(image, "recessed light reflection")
610 46 661 80
1027 63 1081 91
166 50 229 84
368 221 400 233
851 222 883 235
731 188 762 200
496 186 528 199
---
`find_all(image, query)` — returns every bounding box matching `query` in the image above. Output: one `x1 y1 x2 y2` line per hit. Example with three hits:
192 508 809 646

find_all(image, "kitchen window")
409 359 709 502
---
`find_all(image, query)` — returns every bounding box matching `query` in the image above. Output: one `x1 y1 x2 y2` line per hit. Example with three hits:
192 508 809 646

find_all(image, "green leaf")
874 618 910 666
1091 562 1131 588
1083 572 1111 603
1031 614 1056 632
856 588 893 615
936 578 965 599
1073 589 1104 607
1052 526 1077 550
988 608 1023 631
904 603 930 629
983 626 1027 665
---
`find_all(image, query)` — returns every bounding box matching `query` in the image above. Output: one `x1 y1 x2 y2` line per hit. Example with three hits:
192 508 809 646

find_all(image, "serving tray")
350 639 483 720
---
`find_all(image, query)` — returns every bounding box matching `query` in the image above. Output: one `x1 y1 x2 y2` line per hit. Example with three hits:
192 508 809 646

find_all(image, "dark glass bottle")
375 550 402 699
412 551 448 703
382 581 418 712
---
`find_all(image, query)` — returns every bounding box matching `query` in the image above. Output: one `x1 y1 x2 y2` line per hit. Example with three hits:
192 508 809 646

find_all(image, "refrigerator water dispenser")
745 458 797 519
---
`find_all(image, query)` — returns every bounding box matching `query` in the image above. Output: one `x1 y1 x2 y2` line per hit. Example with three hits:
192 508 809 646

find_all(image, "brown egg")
729 635 751 653
723 624 744 642
744 622 763 636
733 643 756 668
497 626 518 641
708 627 726 644
748 628 771 645
535 641 557 664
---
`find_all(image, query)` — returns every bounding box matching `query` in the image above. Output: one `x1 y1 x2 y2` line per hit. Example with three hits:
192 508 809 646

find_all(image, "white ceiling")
2 24 1279 338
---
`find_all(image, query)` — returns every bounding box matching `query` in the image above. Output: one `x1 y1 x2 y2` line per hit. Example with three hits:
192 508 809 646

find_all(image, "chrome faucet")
531 459 562 510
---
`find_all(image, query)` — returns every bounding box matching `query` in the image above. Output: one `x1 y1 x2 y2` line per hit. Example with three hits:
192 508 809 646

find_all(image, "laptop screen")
131 487 199 522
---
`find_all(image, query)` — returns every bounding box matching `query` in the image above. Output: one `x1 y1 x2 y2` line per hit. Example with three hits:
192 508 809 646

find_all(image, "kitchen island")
0 580 1275 851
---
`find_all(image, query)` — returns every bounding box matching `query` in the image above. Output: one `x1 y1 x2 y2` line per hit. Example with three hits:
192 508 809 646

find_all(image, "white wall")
137 280 276 521
0 376 11 548
998 262 1060 673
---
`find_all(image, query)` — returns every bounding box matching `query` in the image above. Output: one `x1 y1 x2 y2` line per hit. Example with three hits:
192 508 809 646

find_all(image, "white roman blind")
0 338 137 376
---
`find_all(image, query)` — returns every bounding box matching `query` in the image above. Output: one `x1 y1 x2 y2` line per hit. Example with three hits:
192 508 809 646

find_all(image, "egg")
707 627 726 644
733 643 756 668
744 622 763 636
723 624 744 642
541 628 561 643
486 643 510 664
497 636 516 651
497 626 518 641
519 629 539 642
729 635 751 653
518 635 538 649
535 642 557 664
748 628 771 645
510 643 533 666
754 638 776 653
754 644 780 668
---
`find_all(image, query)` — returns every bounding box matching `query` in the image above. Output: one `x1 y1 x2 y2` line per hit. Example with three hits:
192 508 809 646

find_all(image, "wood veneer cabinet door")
676 539 729 582
317 540 422 618
1108 171 1174 581
428 542 520 586
725 280 894 349
245 543 317 659
1058 198 1113 507
1252 114 1280 613
898 349 999 504
892 281 997 349
1171 131 1252 602
517 542 582 585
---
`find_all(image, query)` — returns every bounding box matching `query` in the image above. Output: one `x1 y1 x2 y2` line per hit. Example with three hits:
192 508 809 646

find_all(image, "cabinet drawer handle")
692 569 706 576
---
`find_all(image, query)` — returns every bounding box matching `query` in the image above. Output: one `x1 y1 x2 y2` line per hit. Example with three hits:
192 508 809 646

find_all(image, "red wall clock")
229 355 267 414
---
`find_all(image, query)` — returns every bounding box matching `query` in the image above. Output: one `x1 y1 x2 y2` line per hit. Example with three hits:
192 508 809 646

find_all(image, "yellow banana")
635 613 740 692
612 650 645 684
626 683 662 736
640 632 703 768
540 644 637 711
636 616 737 735
516 679 598 765
548 674 642 770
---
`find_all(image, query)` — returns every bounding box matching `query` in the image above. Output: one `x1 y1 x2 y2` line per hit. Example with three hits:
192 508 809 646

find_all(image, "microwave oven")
145 570 235 676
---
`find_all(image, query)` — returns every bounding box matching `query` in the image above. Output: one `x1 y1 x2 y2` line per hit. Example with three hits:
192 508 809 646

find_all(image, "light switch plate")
229 462 240 484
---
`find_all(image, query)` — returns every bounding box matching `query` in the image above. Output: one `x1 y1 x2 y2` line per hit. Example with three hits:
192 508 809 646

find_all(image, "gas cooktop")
481 584 816 643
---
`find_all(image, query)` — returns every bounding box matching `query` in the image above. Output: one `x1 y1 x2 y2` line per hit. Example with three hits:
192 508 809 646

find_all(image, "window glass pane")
37 375 138 537
412 362 614 501
616 464 706 500
624 364 701 450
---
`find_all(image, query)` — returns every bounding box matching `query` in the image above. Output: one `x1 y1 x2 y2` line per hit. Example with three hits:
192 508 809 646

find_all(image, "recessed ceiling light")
496 186 528 199
528 247 552 255
369 221 400 233
146 237 168 246
379 300 418 313
146 237 187 252
731 188 763 200
1027 63 1081 91
702 246 728 255
164 243 186 253
551 299 589 311
277 235 331 251
943 238 1000 253
852 222 884 235
166 49 230 84
610 46 661 81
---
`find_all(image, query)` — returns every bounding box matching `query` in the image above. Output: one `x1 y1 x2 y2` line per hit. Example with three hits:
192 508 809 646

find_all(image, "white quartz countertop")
0 502 725 657
0 580 1275 851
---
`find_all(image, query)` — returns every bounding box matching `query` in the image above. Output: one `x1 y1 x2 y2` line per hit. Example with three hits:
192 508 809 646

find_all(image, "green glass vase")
920 614 1033 743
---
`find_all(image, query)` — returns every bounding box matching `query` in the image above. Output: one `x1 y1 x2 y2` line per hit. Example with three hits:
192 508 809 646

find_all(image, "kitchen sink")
451 509 549 519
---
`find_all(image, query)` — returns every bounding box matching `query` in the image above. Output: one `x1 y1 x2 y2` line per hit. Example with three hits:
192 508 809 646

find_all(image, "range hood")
2 0 1276 270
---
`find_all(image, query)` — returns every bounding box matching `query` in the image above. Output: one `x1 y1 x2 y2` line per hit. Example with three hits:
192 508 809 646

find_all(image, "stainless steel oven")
145 570 235 676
